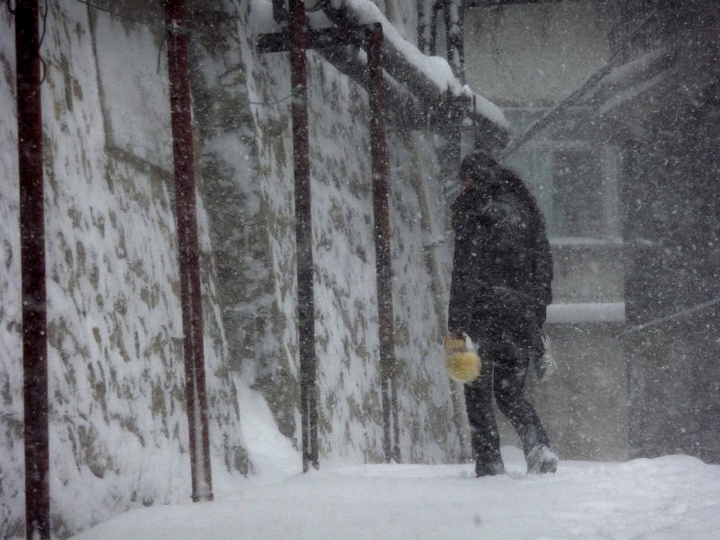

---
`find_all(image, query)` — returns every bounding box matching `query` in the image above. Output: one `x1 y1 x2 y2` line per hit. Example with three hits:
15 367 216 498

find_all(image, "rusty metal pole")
288 0 319 472
16 0 50 536
164 0 213 502
367 24 400 463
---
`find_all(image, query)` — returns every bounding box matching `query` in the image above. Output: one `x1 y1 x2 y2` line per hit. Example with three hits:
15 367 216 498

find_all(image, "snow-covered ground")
69 453 720 540
70 388 720 540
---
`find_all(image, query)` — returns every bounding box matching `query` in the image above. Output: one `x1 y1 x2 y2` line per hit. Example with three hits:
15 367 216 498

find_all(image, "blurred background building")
430 0 720 462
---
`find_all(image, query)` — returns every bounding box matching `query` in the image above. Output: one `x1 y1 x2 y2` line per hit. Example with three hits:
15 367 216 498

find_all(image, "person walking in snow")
448 150 558 477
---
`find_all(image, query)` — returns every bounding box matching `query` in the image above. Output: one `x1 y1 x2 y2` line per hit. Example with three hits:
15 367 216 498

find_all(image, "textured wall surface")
217 0 465 465
1 3 247 537
1 1 465 537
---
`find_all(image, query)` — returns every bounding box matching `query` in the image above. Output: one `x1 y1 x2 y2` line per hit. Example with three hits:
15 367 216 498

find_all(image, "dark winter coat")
448 169 553 358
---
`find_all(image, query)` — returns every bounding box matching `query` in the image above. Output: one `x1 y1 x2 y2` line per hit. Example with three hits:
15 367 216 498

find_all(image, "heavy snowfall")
3 0 720 539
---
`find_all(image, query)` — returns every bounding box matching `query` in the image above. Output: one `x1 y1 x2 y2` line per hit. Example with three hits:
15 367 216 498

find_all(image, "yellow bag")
444 334 481 383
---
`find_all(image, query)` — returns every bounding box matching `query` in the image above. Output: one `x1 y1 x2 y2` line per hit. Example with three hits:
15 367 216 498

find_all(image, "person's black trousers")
464 321 550 470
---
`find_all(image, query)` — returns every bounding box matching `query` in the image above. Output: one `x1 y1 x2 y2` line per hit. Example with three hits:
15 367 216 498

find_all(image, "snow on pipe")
337 2 504 121
15 0 51 537
268 0 509 136
164 0 214 502
316 0 508 148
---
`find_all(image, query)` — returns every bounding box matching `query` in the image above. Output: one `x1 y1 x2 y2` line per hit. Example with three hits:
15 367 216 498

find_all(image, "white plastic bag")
535 330 558 381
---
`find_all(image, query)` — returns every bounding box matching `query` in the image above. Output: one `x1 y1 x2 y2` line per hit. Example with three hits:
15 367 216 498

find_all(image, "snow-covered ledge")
547 303 626 325
255 0 509 135
334 0 508 127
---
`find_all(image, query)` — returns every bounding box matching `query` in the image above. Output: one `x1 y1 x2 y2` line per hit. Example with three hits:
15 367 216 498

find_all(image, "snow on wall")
1 0 467 536
387 132 463 462
1 3 245 538
237 0 464 465
0 7 23 539
305 57 386 462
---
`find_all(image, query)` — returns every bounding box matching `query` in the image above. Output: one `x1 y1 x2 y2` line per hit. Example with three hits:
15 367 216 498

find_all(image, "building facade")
456 0 720 463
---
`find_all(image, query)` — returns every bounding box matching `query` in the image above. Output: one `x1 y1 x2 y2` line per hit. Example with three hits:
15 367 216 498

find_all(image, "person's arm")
532 228 553 325
448 195 485 333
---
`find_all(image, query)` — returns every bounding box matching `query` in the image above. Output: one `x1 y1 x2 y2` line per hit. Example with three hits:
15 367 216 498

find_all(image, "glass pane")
552 149 604 238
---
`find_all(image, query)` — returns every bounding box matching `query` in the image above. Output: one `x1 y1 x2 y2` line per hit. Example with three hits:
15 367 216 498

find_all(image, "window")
501 107 622 244
507 143 620 242
553 148 603 237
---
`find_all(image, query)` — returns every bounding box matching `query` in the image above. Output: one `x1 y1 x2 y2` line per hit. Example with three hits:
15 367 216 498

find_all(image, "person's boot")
526 444 558 474
475 460 505 477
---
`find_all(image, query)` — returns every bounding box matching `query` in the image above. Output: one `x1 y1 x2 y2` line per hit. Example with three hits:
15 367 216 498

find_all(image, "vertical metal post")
367 24 400 463
16 0 50 537
164 0 213 502
289 0 319 472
